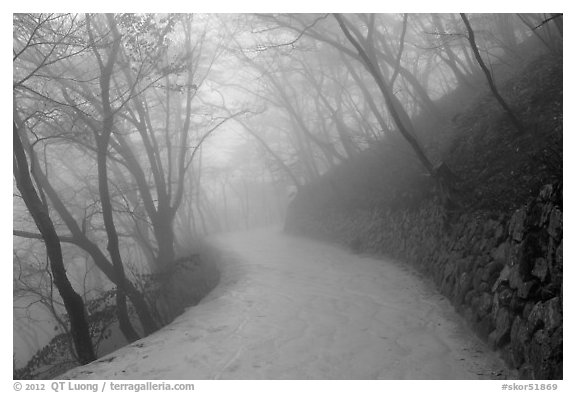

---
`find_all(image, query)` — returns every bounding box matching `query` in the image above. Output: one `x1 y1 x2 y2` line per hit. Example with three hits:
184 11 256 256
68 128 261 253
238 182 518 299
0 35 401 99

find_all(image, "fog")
13 13 562 379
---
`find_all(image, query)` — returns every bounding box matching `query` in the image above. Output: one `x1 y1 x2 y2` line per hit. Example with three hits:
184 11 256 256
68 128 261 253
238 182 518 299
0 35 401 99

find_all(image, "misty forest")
13 13 562 380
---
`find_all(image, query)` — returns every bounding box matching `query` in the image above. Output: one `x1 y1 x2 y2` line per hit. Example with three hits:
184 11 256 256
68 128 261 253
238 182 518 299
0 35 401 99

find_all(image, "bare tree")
333 15 436 175
333 14 462 207
14 122 96 364
460 13 524 134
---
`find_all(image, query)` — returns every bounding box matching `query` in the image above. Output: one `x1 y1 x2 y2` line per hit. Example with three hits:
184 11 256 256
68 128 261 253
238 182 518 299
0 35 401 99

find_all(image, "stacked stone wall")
286 184 562 379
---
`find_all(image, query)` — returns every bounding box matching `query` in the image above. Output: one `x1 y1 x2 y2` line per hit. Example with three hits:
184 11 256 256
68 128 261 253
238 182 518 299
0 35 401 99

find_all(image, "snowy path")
62 228 512 380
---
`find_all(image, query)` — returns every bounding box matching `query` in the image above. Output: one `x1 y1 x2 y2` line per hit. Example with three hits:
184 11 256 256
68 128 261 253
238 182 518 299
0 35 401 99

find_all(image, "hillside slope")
285 54 563 379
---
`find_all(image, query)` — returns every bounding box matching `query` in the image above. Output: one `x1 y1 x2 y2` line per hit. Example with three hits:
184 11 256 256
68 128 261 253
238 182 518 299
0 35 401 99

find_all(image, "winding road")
62 228 513 380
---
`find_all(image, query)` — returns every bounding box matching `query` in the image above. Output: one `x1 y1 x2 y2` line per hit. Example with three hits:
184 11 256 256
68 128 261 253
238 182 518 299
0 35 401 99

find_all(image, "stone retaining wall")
286 184 562 379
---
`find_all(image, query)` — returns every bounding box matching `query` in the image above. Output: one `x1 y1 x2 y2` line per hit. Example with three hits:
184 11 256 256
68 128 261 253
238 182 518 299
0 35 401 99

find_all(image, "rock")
556 239 562 267
517 280 538 299
547 207 562 239
477 292 493 317
472 270 484 291
509 294 526 314
509 208 527 242
494 222 505 242
538 184 554 201
550 239 562 283
531 257 548 282
454 273 472 305
491 242 509 264
543 297 562 331
550 335 563 380
492 264 511 292
529 329 557 380
538 202 553 227
508 266 524 290
525 203 543 229
508 241 522 267
522 301 536 320
483 260 504 285
540 282 560 301
497 287 514 307
527 301 546 333
489 308 512 348
510 316 528 368
517 233 542 279
546 236 557 268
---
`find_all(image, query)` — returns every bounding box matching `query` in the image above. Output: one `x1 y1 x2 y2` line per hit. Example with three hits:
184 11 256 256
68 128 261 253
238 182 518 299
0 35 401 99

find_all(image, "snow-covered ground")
61 228 514 380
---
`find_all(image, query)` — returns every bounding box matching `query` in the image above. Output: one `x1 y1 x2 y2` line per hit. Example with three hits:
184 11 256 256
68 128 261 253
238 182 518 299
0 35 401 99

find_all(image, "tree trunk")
334 14 460 207
13 122 96 365
154 212 176 267
86 13 145 342
334 14 436 176
460 13 524 134
430 14 476 90
342 54 390 136
96 138 141 343
15 111 159 337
